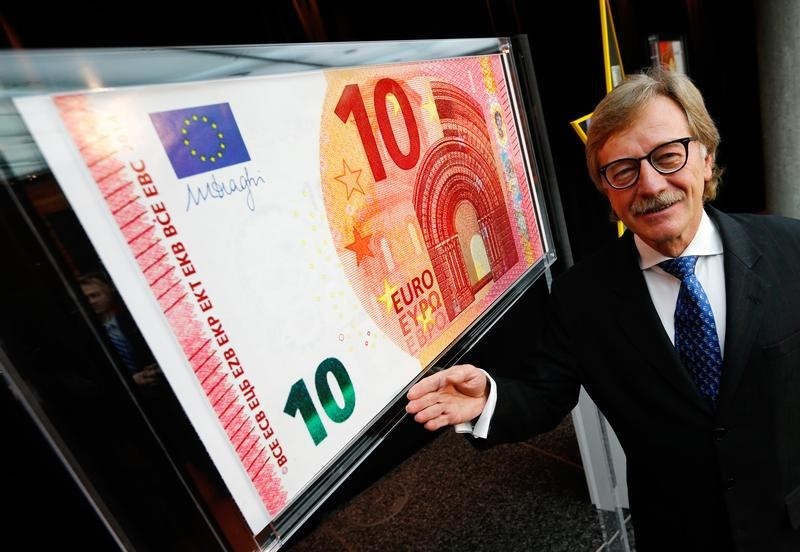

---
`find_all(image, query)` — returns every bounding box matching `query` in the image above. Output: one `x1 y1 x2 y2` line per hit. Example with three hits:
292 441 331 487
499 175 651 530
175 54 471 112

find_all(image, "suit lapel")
708 207 769 417
608 232 711 413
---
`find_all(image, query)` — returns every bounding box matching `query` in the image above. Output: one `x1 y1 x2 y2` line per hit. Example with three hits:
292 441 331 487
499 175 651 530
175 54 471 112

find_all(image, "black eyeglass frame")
598 136 696 190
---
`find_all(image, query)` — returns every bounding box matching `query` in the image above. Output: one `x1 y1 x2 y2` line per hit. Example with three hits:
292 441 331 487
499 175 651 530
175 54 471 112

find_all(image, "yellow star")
417 305 434 334
421 94 439 122
377 279 399 313
334 160 365 199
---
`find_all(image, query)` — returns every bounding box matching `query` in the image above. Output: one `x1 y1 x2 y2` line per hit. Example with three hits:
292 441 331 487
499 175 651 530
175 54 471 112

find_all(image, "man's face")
80 281 113 316
597 96 712 257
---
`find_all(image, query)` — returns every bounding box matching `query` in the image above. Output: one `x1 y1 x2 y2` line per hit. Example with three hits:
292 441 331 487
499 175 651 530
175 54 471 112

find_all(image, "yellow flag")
600 0 625 93
570 0 627 236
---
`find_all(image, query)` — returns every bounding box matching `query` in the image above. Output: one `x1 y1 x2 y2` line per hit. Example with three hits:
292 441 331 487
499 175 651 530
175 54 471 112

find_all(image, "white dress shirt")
636 210 726 353
459 210 727 438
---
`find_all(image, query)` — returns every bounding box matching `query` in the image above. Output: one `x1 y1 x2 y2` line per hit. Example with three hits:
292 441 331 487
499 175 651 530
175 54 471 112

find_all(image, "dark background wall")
1 0 764 548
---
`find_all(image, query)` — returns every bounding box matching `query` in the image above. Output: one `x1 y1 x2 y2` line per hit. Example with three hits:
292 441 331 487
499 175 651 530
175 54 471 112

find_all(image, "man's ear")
703 151 713 181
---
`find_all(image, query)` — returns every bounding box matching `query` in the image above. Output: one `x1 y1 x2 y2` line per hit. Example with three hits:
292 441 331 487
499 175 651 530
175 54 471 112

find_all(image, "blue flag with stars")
150 103 250 179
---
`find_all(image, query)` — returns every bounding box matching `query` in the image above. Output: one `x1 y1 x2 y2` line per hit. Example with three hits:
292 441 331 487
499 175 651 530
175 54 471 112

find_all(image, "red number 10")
334 78 421 183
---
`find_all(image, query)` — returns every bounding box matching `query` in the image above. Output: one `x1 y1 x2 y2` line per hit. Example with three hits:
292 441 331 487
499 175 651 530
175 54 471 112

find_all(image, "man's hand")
405 364 489 431
132 363 162 387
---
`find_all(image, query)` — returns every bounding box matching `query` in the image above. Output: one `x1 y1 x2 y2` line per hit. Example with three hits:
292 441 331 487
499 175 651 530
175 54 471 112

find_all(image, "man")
406 68 800 551
79 271 162 387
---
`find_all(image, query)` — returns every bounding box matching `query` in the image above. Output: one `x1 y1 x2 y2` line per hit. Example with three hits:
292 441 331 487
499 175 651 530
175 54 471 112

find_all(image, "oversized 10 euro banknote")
15 53 545 533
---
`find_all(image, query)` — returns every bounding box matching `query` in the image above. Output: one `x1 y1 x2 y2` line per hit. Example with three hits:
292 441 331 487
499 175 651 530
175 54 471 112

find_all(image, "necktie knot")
659 255 698 281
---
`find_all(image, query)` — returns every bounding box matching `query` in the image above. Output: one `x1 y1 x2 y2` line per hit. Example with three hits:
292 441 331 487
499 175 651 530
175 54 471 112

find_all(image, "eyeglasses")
599 137 696 190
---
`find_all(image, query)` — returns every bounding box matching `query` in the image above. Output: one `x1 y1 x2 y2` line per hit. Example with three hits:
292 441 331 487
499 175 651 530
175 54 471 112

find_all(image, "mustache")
630 190 686 215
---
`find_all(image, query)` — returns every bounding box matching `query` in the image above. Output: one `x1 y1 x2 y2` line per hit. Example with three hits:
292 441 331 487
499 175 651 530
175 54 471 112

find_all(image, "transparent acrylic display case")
0 37 626 551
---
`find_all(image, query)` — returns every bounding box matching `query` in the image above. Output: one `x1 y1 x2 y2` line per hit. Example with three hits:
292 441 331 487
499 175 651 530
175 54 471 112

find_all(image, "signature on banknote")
185 166 265 212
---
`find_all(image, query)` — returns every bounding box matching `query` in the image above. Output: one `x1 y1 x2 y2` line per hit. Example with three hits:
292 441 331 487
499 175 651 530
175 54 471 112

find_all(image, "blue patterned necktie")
659 255 722 406
104 317 137 374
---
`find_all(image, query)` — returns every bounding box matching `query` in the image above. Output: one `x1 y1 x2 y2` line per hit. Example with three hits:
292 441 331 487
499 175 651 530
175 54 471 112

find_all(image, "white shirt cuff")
453 370 496 439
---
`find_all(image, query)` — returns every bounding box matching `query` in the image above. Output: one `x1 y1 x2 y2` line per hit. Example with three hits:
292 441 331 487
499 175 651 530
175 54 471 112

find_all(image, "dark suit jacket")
487 207 800 551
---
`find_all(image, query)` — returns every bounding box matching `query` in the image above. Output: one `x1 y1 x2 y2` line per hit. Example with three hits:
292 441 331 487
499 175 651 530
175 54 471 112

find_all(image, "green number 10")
283 358 355 445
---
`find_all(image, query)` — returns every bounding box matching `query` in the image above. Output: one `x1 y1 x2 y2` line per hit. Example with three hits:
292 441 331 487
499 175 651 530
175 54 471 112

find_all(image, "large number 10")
334 78 421 183
283 358 356 446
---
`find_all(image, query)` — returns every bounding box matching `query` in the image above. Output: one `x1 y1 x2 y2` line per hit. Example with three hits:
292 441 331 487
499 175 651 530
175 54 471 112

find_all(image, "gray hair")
585 68 722 201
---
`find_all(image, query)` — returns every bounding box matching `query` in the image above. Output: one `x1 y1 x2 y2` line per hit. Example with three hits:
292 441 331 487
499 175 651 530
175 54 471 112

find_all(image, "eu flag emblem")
150 103 250 179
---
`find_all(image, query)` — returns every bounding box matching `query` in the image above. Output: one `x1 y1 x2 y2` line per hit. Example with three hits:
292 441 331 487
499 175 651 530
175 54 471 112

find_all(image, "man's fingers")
405 394 432 415
419 400 464 431
423 416 450 432
407 365 475 400
405 364 483 431
410 401 449 427
406 371 445 400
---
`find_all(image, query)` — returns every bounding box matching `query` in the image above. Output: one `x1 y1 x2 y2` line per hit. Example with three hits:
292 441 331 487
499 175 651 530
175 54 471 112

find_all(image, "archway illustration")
413 81 518 321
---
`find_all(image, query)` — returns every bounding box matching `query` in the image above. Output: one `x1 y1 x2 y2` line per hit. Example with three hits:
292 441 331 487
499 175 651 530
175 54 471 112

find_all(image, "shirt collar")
636 209 724 270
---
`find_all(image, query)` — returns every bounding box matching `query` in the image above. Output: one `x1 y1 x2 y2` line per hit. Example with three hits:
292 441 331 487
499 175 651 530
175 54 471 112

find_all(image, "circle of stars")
181 114 226 163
